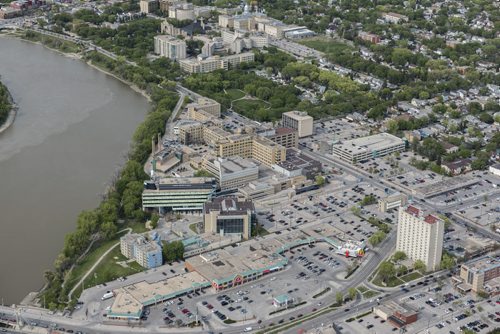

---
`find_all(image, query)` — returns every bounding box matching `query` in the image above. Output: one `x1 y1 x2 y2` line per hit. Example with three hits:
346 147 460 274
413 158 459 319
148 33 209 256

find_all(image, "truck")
101 291 114 301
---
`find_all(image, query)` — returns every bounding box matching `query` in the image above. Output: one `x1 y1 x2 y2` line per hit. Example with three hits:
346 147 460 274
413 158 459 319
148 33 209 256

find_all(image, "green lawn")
127 221 149 233
92 247 143 284
189 222 198 234
72 246 144 299
298 37 353 54
64 237 123 294
372 273 404 287
225 88 246 100
363 290 380 299
232 99 269 115
64 222 146 296
401 271 423 283
357 286 369 294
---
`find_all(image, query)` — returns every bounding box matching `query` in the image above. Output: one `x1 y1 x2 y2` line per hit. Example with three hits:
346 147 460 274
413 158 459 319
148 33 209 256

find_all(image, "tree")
361 194 377 206
151 213 160 229
100 221 117 240
393 251 407 262
369 231 386 246
397 265 408 277
162 240 185 263
350 206 361 216
440 252 455 270
378 261 396 283
315 175 326 187
414 260 426 273
335 292 344 305
348 288 357 300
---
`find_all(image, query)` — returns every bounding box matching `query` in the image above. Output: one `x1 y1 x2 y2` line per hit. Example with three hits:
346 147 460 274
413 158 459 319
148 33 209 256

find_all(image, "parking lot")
300 119 369 152
137 241 358 329
257 182 394 242
339 281 500 334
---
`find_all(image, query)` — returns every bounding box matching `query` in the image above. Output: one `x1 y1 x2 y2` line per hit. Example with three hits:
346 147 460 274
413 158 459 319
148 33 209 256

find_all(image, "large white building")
154 35 187 60
179 52 255 73
396 205 444 272
168 2 195 21
332 133 405 164
281 111 313 138
202 156 259 191
142 177 217 212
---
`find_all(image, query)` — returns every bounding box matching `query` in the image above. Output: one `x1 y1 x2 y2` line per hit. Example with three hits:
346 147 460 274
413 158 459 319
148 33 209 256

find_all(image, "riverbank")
85 60 152 102
0 31 151 103
0 83 17 135
0 35 158 306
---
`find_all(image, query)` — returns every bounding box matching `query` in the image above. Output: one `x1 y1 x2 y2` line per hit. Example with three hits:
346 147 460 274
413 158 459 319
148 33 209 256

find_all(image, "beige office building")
457 256 499 294
140 0 159 14
178 122 205 145
204 126 231 147
168 3 195 20
154 35 187 60
203 197 255 239
251 136 286 167
265 127 298 148
202 156 259 191
187 98 221 118
282 111 313 138
396 205 444 272
378 192 408 212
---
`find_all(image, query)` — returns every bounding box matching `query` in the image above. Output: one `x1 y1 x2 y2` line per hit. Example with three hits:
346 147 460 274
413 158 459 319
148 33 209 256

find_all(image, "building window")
217 218 244 234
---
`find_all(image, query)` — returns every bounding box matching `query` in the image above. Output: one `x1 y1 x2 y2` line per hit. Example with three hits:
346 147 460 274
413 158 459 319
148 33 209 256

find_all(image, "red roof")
406 205 420 216
424 215 438 224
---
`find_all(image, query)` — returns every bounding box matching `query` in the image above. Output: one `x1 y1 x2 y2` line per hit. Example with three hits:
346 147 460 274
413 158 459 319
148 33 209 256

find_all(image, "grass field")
372 273 404 287
401 271 423 283
232 99 269 115
357 286 369 294
72 246 143 299
225 88 246 100
363 290 380 299
64 222 147 297
64 237 124 294
298 37 353 54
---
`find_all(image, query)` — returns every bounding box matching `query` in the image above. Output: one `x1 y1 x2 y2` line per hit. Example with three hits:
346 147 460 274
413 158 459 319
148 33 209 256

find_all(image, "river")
0 37 149 304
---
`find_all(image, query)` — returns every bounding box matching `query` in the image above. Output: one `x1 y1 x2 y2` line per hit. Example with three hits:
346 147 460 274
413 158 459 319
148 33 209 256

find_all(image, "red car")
206 304 214 309
182 309 189 314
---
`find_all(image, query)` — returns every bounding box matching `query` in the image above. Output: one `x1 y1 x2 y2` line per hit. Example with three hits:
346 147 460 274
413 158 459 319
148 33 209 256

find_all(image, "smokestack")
158 133 162 149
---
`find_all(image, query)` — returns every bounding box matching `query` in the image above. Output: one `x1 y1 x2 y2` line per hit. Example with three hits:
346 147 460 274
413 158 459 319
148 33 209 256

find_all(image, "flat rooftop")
463 255 500 273
415 175 478 198
204 196 254 215
333 133 404 154
186 246 284 283
216 157 258 174
283 111 312 121
113 271 208 306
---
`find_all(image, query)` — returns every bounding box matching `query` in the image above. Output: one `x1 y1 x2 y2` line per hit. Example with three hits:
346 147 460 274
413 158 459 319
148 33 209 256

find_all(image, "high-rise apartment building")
396 205 444 271
154 35 187 60
281 111 313 138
